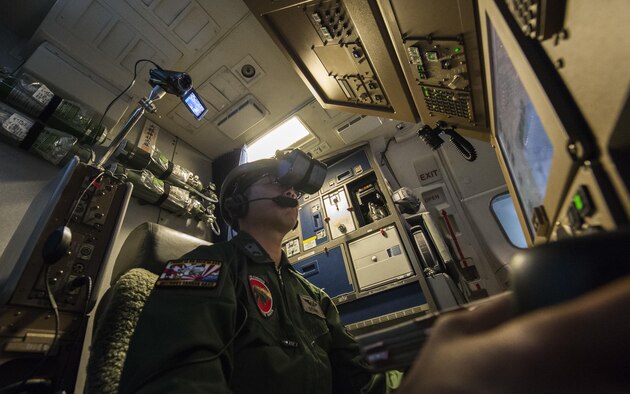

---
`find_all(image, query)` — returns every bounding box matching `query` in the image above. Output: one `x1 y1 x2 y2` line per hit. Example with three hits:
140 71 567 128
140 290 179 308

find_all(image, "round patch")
249 275 274 317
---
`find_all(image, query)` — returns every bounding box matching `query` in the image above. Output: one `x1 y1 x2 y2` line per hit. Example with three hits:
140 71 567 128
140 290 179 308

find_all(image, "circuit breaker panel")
284 146 435 332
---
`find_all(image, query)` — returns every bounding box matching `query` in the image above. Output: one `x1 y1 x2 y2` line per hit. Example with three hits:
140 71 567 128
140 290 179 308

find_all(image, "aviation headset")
220 149 327 229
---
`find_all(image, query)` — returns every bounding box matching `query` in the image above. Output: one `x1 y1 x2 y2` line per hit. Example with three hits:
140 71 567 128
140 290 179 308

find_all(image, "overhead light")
246 116 311 162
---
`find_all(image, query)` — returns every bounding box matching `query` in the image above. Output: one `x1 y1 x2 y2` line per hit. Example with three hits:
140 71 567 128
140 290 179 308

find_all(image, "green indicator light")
454 47 461 53
423 88 429 97
573 194 584 211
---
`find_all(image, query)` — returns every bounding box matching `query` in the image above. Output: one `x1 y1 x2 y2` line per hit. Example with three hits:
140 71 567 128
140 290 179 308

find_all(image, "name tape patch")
157 260 222 288
299 294 325 319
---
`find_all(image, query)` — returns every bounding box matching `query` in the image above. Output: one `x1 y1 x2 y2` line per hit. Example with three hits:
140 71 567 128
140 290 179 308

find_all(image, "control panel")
322 188 356 239
307 2 389 107
283 146 437 331
244 0 418 122
377 0 488 130
8 165 130 313
550 164 626 241
299 198 328 251
405 38 474 123
0 162 130 392
504 0 566 41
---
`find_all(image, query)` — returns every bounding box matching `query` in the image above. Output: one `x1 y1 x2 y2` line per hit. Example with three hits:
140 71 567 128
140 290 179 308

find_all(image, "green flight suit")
118 231 384 393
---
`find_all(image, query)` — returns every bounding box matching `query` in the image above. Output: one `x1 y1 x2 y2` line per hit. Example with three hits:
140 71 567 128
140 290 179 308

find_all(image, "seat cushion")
86 268 158 394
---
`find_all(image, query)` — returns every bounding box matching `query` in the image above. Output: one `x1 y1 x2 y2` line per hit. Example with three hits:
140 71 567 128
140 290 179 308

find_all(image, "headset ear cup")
226 194 248 222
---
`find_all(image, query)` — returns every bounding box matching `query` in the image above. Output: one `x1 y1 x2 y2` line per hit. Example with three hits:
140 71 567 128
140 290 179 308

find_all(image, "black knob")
42 226 72 265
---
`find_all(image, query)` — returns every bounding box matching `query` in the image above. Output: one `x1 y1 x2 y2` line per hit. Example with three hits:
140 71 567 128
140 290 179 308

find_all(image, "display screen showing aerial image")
489 21 553 235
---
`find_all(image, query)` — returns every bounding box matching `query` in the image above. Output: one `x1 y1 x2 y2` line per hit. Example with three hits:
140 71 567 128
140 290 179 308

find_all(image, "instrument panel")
245 0 489 131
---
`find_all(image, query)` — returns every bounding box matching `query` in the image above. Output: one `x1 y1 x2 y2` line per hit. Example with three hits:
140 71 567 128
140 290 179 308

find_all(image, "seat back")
85 222 210 394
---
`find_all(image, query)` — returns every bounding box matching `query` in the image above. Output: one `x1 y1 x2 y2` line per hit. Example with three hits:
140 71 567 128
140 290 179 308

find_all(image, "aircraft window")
491 193 527 248
246 116 311 161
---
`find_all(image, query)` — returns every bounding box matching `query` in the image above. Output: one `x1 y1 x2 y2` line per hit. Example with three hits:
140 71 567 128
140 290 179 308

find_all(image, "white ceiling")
21 0 407 160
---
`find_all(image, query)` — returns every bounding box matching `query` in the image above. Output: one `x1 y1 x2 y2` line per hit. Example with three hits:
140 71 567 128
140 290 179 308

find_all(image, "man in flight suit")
118 151 384 393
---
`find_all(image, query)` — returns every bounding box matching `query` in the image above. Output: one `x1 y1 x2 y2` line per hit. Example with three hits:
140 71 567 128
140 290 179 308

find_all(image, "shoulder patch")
299 294 326 319
244 243 264 256
249 275 274 317
156 259 222 288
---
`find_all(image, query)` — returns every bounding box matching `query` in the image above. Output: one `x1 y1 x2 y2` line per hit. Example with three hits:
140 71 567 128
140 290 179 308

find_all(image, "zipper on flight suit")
276 264 298 348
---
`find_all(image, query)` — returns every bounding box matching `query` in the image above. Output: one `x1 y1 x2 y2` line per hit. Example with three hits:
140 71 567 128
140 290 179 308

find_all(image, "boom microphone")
247 196 299 208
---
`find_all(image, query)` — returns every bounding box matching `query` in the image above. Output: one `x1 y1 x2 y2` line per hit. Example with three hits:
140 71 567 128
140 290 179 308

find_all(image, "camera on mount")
148 68 193 97
148 68 208 121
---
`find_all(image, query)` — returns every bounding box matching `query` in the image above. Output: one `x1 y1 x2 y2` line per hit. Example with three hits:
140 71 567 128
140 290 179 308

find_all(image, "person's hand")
397 276 630 393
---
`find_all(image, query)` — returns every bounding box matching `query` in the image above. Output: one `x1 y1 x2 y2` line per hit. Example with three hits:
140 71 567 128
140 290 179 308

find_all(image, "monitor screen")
182 88 208 120
489 20 553 236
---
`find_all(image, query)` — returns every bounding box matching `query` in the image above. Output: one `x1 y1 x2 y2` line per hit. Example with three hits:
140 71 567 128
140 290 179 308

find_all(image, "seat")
85 222 211 394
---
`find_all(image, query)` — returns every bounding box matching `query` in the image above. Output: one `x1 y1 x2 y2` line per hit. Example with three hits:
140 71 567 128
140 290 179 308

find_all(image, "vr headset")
220 149 327 228
274 149 327 195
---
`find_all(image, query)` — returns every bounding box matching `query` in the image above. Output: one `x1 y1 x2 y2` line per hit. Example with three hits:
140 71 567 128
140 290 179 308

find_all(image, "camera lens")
177 73 193 92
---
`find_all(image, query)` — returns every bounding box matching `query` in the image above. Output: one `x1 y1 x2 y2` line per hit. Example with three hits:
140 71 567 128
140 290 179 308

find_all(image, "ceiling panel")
143 13 314 158
29 0 249 100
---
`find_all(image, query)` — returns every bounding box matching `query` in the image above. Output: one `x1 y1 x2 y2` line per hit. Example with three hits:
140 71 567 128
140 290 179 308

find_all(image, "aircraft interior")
0 0 628 392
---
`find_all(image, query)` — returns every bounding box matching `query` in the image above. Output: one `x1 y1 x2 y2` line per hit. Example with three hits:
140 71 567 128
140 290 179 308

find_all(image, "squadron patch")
249 275 274 317
156 260 222 288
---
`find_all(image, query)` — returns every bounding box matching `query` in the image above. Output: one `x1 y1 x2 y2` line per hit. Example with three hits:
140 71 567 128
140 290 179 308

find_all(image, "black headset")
220 159 277 229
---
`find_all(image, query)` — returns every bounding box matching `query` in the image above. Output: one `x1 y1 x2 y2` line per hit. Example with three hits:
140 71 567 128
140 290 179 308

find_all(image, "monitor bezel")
478 0 592 245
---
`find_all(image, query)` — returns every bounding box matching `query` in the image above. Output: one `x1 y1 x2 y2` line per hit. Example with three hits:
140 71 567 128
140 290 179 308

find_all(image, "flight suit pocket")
299 294 331 351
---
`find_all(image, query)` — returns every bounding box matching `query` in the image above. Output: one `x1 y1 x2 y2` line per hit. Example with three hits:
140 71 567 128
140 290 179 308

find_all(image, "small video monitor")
181 88 208 120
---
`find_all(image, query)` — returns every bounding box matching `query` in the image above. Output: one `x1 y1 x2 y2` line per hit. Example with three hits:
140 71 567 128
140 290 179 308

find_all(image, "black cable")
379 136 402 190
443 128 477 162
380 137 396 166
64 171 106 227
90 59 162 145
132 300 249 392
44 266 61 357
83 276 94 317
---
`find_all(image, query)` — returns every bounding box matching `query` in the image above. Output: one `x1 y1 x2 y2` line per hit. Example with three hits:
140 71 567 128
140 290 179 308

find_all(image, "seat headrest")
110 222 211 284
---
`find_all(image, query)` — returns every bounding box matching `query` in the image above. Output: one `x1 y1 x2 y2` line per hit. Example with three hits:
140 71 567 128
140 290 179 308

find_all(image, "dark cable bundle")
417 121 477 162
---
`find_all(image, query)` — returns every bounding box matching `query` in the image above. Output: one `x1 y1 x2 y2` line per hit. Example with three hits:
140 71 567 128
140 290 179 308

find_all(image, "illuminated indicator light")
454 47 461 53
573 194 584 211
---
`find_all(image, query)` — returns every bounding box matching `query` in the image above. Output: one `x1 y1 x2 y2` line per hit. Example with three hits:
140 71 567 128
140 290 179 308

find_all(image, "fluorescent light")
246 116 310 161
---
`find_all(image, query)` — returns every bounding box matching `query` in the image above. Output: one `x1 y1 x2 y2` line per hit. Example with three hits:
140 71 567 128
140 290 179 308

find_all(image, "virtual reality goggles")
223 149 327 198
273 149 327 194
